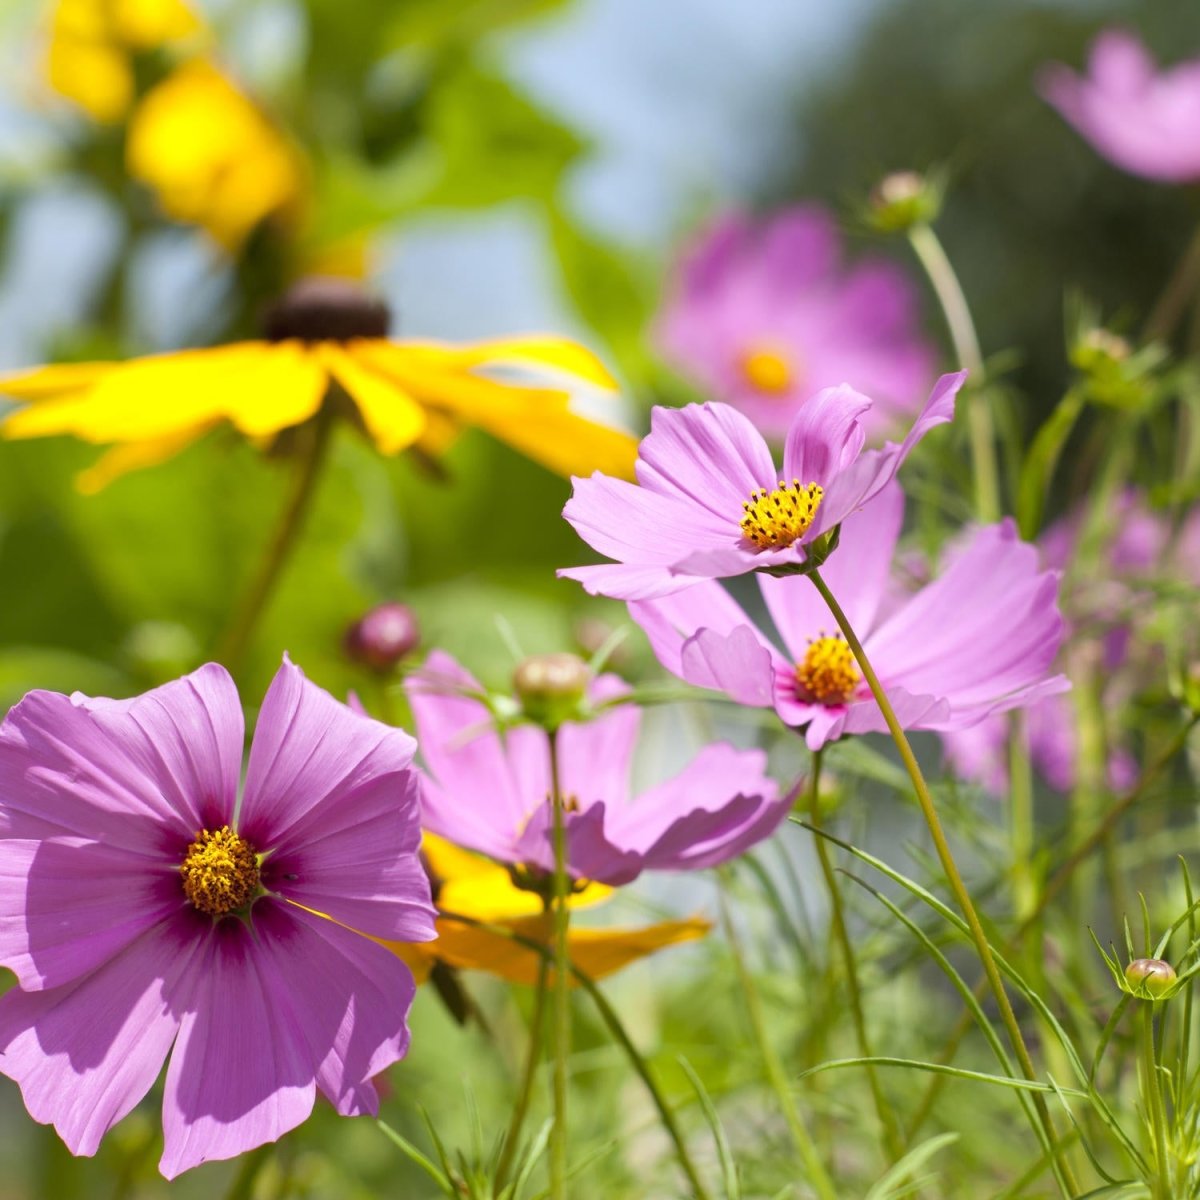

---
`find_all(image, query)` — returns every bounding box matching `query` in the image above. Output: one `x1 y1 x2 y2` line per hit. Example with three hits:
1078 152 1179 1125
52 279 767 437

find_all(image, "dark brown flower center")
261 276 391 342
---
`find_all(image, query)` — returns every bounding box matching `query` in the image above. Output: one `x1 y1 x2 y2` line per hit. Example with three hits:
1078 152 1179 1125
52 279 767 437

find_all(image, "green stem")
548 730 570 1199
495 957 550 1191
440 909 713 1200
807 568 1076 1196
1008 712 1037 923
806 751 905 1163
1140 1004 1171 1199
907 221 1000 522
906 716 1200 1140
1143 220 1200 344
216 410 335 677
718 876 839 1200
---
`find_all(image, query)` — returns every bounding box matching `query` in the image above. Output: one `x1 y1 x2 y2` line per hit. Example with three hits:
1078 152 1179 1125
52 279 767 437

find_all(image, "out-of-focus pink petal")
241 656 416 849
0 910 201 1158
556 698 640 811
160 913 315 1178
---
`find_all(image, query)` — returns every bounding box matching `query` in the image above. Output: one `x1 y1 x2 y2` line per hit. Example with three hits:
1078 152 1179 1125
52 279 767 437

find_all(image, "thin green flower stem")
1140 1003 1171 1199
1143 219 1200 343
438 910 713 1200
906 714 1200 1140
494 956 550 1191
216 409 335 677
717 876 839 1200
805 750 906 1164
807 568 1077 1196
1008 712 1037 923
907 221 1001 523
548 728 570 1200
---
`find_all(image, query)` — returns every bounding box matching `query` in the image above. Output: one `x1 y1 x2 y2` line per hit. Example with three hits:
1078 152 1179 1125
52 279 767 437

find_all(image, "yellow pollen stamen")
795 635 861 705
180 826 260 917
739 344 795 395
740 479 824 550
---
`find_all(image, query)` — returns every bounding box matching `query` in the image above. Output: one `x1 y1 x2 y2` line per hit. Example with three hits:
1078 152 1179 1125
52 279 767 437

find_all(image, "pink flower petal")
160 913 315 1178
0 837 184 991
0 910 202 1158
781 384 870 485
241 656 417 850
0 664 242 850
244 903 417 1117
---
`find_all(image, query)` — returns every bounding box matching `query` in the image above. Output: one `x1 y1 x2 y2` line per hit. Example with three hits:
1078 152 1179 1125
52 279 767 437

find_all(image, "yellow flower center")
180 826 261 917
738 344 794 395
740 480 824 550
795 635 860 705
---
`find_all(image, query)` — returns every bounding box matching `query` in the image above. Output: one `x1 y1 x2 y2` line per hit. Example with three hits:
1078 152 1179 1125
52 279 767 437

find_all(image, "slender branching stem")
806 750 906 1163
216 410 334 676
495 957 550 1190
718 875 839 1200
548 730 570 1199
807 567 1076 1196
907 221 1001 522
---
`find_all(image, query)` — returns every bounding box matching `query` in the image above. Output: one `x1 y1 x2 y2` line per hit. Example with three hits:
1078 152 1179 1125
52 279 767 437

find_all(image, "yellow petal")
3 343 326 444
0 360 117 399
46 38 132 122
356 343 637 480
420 912 711 987
75 429 208 493
445 336 619 391
126 60 305 249
425 834 611 922
321 344 427 455
110 0 200 47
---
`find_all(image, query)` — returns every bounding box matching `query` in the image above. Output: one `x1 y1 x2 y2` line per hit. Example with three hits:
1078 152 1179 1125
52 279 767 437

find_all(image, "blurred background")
0 0 1197 1194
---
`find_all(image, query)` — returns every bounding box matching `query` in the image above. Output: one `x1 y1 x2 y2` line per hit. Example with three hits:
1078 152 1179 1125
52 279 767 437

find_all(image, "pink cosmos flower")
1040 30 1200 183
628 483 1068 752
405 651 789 886
560 372 966 601
655 207 936 440
941 490 1199 793
0 658 436 1177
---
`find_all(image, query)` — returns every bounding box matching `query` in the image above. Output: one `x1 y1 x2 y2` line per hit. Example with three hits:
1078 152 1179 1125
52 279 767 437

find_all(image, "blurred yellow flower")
45 0 200 122
0 277 638 491
127 60 306 250
390 837 710 988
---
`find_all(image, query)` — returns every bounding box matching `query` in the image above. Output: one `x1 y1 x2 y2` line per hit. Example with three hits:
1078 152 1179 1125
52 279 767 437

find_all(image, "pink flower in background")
628 483 1068 752
941 491 1199 794
406 651 789 886
560 372 965 601
656 207 936 439
0 659 435 1177
1040 30 1200 183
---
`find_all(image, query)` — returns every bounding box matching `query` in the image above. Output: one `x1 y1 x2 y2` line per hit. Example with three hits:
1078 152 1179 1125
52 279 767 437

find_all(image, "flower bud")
1124 957 1177 1000
343 602 420 672
512 653 591 729
868 170 942 232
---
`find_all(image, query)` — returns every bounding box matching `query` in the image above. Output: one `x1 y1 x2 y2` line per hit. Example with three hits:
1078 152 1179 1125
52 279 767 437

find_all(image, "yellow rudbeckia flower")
126 59 307 250
390 837 710 988
45 0 200 122
0 277 638 490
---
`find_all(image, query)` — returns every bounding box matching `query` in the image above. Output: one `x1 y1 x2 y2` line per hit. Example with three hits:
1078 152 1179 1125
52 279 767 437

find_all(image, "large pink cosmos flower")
656 207 936 440
1040 30 1200 183
561 372 965 601
406 651 788 886
0 658 436 1177
628 483 1068 752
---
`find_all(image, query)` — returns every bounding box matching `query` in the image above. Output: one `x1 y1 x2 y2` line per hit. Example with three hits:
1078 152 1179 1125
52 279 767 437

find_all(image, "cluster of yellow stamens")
179 826 260 917
738 345 794 395
740 479 824 550
795 635 860 706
